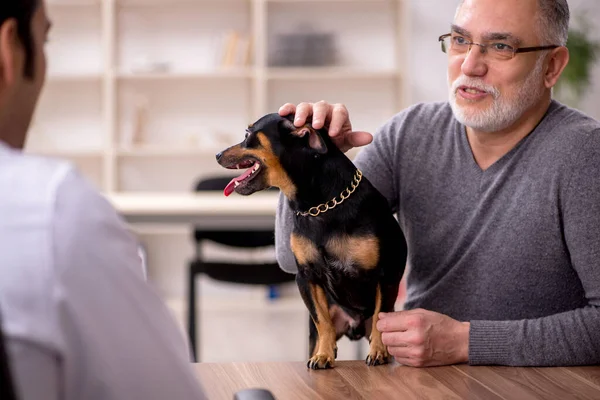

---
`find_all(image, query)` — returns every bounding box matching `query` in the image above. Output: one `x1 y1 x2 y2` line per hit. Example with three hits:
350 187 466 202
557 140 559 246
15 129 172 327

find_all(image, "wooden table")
195 360 600 400
105 191 279 229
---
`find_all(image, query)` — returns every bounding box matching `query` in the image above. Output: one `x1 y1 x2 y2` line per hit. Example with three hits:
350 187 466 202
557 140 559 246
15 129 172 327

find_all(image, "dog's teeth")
234 181 240 188
253 163 260 172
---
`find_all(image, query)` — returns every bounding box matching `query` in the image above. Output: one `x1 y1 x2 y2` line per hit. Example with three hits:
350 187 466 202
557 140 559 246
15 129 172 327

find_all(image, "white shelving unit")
25 0 412 312
28 0 410 195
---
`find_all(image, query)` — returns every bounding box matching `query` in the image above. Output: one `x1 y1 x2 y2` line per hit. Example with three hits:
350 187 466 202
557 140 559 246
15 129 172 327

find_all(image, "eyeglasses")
438 33 560 61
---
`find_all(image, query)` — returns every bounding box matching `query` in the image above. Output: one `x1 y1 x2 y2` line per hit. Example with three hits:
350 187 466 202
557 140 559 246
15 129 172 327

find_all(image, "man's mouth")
456 85 491 101
460 86 487 94
223 158 263 196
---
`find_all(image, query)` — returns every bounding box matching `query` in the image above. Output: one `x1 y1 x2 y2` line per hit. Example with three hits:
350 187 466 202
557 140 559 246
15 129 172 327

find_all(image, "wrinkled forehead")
454 0 541 44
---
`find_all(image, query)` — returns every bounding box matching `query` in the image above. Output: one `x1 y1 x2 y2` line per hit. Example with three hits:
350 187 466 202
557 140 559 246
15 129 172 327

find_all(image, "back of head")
0 0 39 78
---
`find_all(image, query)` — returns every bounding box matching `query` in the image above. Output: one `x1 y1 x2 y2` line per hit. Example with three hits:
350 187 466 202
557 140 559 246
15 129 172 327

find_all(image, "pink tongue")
223 166 255 196
224 180 236 197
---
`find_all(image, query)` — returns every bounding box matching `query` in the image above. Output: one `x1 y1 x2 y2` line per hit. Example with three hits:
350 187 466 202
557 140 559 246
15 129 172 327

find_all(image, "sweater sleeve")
274 116 402 274
469 130 600 366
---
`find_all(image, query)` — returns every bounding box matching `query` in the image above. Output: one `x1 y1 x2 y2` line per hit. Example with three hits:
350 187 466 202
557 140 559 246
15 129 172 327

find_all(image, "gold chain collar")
296 169 363 217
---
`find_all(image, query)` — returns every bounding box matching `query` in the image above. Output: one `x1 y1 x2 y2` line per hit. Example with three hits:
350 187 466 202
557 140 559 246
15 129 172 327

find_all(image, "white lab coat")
0 141 207 400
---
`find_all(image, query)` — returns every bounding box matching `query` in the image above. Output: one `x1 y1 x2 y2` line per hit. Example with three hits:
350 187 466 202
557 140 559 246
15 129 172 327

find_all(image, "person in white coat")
0 1 208 399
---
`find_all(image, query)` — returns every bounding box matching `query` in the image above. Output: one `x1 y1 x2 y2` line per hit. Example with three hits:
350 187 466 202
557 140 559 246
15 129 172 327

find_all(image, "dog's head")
216 113 329 198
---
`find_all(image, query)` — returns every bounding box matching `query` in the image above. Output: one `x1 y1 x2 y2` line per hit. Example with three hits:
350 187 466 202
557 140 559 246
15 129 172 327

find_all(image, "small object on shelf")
130 55 171 74
221 30 240 68
220 30 253 68
269 25 337 67
122 94 149 149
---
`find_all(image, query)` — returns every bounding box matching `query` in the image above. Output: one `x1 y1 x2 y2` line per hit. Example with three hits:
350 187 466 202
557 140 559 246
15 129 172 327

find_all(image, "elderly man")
276 0 600 367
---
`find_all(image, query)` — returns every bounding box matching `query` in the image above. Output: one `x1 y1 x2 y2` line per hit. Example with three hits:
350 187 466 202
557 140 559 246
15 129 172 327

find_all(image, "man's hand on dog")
278 101 373 153
376 309 470 367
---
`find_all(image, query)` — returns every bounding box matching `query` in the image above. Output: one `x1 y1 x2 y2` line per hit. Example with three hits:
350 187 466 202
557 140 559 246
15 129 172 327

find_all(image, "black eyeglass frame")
438 33 560 58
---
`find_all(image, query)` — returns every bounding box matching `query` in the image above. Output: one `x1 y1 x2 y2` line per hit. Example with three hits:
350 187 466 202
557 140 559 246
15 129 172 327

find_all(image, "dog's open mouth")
223 158 263 196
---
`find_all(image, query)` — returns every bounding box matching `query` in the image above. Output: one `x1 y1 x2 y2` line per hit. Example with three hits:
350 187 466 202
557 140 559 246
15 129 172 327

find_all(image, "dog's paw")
307 353 335 370
365 348 391 366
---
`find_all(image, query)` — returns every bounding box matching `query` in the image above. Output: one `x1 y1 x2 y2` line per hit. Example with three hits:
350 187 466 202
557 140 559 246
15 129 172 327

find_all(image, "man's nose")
461 45 488 77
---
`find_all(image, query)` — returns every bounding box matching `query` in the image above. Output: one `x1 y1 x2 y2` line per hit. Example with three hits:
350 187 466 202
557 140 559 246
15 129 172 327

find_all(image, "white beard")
448 56 546 133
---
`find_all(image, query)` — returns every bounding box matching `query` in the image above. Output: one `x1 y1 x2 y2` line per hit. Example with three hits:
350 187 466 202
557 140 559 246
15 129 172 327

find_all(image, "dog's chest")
321 234 380 274
324 254 356 275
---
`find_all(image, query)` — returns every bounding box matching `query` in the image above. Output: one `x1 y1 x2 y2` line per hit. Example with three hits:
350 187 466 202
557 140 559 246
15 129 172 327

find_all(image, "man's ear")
0 18 23 87
294 126 327 154
544 46 570 89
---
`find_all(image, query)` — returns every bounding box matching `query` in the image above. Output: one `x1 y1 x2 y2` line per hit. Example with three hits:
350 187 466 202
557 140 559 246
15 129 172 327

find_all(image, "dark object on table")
234 388 276 400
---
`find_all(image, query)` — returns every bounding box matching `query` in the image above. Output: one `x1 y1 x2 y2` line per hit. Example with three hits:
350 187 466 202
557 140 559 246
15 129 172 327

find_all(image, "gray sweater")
275 100 600 366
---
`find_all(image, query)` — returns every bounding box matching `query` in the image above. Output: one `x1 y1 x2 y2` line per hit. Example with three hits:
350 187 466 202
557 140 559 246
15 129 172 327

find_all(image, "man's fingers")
381 331 410 347
331 131 372 153
312 100 331 130
329 103 349 136
376 311 410 332
278 103 296 116
347 131 374 148
294 102 314 127
392 356 426 368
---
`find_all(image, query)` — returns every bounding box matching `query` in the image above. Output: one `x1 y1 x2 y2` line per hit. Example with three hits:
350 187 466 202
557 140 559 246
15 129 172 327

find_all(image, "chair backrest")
0 311 18 400
193 176 279 248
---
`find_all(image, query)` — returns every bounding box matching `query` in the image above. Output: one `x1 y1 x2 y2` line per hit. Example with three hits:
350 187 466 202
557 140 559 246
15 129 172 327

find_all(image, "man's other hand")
377 308 470 367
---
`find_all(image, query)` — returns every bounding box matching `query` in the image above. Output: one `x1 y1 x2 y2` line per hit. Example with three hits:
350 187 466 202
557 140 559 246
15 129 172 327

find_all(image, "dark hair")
0 0 39 78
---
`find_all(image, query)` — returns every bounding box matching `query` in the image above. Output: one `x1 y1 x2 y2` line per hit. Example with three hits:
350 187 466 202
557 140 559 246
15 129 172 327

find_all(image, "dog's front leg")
367 283 392 366
291 232 337 369
296 274 337 369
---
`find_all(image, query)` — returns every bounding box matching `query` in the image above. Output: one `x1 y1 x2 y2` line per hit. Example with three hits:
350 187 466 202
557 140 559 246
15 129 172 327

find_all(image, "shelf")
24 149 105 158
265 67 399 80
117 0 249 6
117 69 253 80
47 73 103 82
47 0 101 6
117 147 222 157
33 0 408 194
116 68 397 80
268 0 394 2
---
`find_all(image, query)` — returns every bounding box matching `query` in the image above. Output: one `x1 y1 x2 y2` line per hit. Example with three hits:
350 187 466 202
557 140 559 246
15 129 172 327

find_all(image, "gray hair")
455 0 570 46
536 0 570 46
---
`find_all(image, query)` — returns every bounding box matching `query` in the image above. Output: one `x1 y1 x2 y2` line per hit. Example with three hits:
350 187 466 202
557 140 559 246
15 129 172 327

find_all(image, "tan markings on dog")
254 132 296 199
367 284 390 365
310 284 337 367
290 233 319 266
326 234 380 270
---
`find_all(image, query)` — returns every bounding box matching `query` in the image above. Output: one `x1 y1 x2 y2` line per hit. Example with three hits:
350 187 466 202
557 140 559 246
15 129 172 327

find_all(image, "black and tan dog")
216 113 407 369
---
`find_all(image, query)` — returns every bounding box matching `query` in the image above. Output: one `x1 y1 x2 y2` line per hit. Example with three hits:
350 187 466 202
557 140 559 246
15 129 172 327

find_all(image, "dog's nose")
215 152 223 161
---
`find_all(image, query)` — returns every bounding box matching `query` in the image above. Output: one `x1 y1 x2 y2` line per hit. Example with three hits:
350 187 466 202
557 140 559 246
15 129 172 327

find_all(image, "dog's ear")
294 126 327 154
280 118 327 154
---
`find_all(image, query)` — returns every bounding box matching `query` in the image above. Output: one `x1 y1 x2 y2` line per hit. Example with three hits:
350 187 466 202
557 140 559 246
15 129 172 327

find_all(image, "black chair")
187 176 296 361
0 311 18 400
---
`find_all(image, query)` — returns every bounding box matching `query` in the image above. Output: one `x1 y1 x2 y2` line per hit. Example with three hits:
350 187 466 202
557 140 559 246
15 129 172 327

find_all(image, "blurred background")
29 0 600 363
